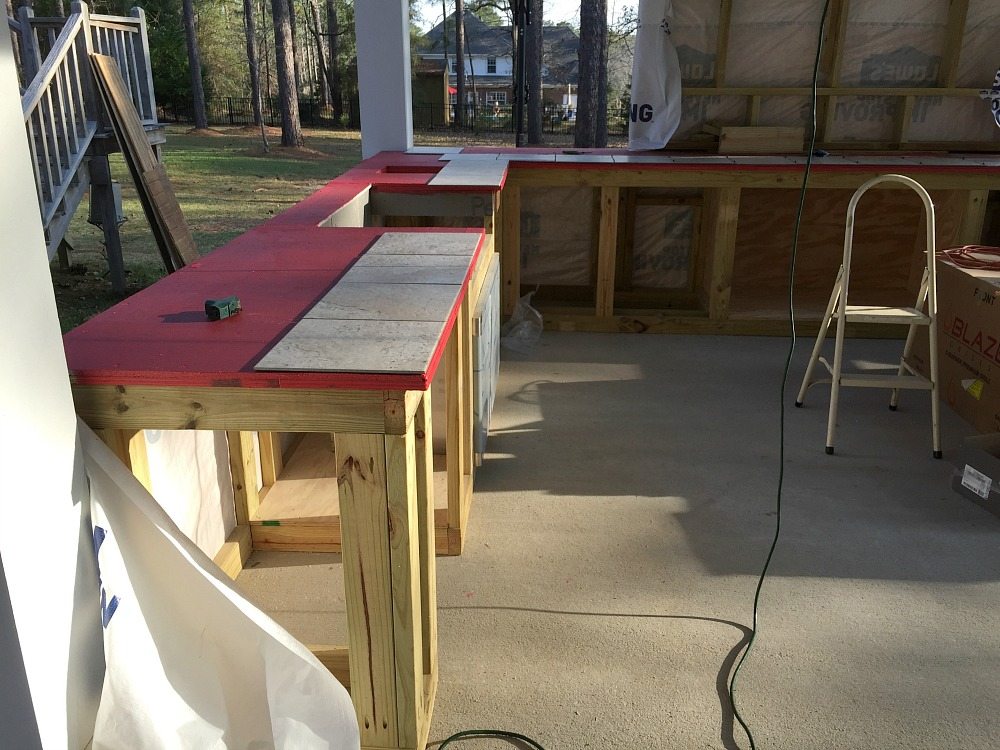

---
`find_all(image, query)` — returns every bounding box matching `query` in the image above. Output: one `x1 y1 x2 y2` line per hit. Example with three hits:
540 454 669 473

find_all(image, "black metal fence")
157 96 360 129
412 103 629 137
157 96 628 138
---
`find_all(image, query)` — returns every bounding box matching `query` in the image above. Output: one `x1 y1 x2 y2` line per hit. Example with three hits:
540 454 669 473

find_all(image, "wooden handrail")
20 11 84 119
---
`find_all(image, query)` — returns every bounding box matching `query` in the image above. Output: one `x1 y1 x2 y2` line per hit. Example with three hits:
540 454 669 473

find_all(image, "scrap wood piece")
143 164 198 266
718 126 805 154
89 53 199 271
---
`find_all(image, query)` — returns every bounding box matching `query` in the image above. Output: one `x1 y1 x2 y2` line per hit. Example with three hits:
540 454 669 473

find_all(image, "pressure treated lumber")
718 126 805 154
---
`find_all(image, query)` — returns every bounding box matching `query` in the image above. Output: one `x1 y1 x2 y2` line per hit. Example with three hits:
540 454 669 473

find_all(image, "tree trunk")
596 7 608 147
182 0 209 130
288 0 301 91
306 0 331 110
455 0 466 127
525 0 543 144
272 0 303 147
326 0 342 121
242 0 268 149
261 0 273 103
575 0 606 147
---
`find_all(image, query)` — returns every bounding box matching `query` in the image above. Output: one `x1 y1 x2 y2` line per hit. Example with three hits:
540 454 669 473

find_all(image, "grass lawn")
52 125 363 331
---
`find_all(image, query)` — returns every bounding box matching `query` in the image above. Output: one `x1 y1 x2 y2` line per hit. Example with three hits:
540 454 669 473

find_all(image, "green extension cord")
438 729 546 749
726 2 833 749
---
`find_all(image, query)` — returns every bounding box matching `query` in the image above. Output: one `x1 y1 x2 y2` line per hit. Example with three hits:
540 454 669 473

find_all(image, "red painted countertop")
64 225 484 391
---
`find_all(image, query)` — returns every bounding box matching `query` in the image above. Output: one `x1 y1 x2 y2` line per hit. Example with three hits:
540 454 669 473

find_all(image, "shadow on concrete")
438 605 752 750
478 337 1000 583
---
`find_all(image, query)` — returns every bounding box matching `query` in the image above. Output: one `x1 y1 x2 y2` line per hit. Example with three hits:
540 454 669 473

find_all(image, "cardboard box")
951 434 1000 519
910 258 1000 434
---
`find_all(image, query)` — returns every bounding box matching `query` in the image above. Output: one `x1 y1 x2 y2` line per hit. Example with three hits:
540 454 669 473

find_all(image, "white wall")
0 24 104 750
469 54 513 77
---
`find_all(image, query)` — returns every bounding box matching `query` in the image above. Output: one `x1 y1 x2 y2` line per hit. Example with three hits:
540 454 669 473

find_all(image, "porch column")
355 0 413 157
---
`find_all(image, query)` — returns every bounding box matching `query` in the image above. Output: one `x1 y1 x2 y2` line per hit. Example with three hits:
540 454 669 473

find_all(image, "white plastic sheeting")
726 0 827 86
83 423 360 750
661 0 1000 143
520 187 594 286
631 205 694 289
629 0 683 149
958 0 1000 88
143 430 237 558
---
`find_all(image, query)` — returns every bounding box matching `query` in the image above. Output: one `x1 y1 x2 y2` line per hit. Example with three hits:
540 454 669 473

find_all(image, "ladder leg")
928 281 942 459
796 268 843 407
890 271 928 410
825 279 849 455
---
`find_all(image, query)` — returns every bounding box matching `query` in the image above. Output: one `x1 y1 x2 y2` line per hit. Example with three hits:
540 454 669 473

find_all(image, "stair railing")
18 2 158 258
21 4 97 243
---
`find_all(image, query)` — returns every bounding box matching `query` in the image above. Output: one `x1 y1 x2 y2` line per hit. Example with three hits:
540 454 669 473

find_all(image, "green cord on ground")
725 2 832 749
438 729 546 749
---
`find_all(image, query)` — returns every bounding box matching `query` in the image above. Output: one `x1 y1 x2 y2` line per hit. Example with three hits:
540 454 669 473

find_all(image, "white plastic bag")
81 422 360 750
500 291 543 353
629 0 683 150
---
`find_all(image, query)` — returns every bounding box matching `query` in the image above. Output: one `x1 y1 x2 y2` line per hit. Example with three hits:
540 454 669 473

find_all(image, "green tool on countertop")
205 296 242 320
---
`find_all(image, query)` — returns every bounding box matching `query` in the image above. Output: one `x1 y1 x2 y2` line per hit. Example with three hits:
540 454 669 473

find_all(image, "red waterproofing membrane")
65 224 484 391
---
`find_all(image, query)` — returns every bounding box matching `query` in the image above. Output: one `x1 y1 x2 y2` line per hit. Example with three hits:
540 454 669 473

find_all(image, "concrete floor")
237 333 1000 750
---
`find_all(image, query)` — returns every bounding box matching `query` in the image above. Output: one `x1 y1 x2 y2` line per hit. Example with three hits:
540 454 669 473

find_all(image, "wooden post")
818 0 851 143
893 95 915 148
957 190 988 245
89 154 126 294
95 428 152 492
384 426 423 748
596 186 620 318
257 431 284 486
500 184 520 317
16 6 40 82
701 187 741 320
226 430 260 526
335 432 399 748
129 6 157 122
413 392 438 687
445 304 468 553
71 2 98 124
940 0 970 88
715 0 732 88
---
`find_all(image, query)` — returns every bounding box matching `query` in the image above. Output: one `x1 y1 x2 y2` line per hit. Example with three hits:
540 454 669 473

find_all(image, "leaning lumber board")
143 164 199 267
90 53 199 270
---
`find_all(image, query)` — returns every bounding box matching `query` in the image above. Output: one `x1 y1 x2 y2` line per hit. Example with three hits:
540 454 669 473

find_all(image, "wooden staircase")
10 1 161 288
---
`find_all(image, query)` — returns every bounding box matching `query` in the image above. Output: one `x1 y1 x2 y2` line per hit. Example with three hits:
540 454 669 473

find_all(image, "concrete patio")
237 332 1000 750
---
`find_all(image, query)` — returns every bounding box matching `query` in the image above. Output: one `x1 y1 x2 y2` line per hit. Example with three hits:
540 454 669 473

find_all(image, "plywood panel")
729 186 966 316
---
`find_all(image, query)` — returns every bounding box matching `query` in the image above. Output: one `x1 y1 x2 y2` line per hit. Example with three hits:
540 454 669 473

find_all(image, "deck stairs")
9 1 161 265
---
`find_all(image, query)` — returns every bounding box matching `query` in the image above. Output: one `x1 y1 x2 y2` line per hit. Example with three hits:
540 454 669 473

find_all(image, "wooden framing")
654 0 1000 152
503 165 999 334
89 387 440 750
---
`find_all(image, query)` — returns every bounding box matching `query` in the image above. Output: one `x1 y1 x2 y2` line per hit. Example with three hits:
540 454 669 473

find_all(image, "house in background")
416 13 579 116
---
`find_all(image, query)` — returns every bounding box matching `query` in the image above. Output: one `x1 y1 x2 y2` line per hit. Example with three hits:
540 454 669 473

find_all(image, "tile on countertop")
307 282 460 322
365 232 480 256
339 264 469 285
255 318 444 374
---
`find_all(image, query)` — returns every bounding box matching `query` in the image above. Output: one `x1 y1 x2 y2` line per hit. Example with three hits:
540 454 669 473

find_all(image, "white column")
355 0 414 158
0 21 104 749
